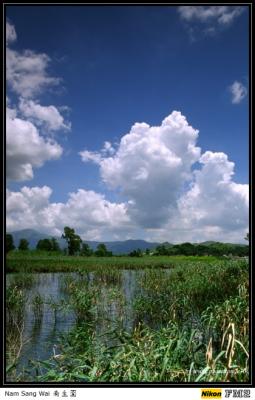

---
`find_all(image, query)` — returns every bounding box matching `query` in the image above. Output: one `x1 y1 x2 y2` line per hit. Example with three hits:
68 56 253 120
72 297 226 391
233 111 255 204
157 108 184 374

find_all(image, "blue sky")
6 5 249 243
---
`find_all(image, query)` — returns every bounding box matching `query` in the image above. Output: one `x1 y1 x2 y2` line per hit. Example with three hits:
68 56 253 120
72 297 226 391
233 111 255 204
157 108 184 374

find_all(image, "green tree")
167 246 178 256
6 233 15 253
195 244 207 256
177 242 195 256
18 238 29 251
36 238 52 251
80 243 93 256
129 248 143 257
51 237 60 252
62 227 82 255
208 243 222 257
36 237 60 252
95 243 112 257
155 244 169 256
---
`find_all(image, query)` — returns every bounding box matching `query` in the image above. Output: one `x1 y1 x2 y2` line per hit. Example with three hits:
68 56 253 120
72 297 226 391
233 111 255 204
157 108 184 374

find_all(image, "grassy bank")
6 251 221 273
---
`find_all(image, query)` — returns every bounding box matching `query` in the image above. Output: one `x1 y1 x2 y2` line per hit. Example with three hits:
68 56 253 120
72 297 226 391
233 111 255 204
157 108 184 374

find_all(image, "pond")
6 270 146 380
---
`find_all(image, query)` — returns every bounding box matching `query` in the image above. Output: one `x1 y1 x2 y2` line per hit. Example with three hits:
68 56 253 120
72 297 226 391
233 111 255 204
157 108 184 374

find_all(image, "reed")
31 294 44 321
92 267 122 285
33 318 249 382
61 275 96 323
6 284 28 380
6 258 249 382
6 253 220 273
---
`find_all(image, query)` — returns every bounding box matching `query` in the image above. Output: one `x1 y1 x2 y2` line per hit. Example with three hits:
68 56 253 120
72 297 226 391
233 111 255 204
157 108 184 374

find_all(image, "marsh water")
6 270 146 379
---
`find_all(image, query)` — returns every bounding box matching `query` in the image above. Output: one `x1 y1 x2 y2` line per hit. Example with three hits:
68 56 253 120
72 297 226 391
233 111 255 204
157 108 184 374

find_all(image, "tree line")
5 226 112 257
6 227 249 257
153 241 249 257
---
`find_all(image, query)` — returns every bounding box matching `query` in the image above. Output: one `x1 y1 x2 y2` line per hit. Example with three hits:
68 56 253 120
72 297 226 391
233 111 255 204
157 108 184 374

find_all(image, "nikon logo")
201 389 222 398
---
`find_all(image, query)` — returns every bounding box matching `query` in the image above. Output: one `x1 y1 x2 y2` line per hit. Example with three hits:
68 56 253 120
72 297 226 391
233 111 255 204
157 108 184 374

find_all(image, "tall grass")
6 252 220 273
6 273 39 379
6 284 27 379
92 267 122 285
7 272 36 289
33 314 249 382
133 260 248 327
61 275 96 323
31 294 44 321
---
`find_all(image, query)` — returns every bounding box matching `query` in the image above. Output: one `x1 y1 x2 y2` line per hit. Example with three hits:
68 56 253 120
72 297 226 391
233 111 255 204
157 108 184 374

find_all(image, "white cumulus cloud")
19 98 71 132
229 81 247 104
6 138 249 243
7 48 60 98
178 151 248 234
145 149 249 243
80 111 201 228
6 187 132 240
79 111 248 243
6 186 53 232
6 107 248 243
6 106 63 181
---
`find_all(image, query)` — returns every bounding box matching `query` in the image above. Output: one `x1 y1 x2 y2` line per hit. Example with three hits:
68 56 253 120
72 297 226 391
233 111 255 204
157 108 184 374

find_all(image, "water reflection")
6 270 143 378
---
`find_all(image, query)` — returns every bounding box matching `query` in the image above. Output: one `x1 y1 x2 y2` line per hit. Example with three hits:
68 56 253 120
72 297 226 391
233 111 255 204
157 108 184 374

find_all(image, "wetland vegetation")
6 250 249 383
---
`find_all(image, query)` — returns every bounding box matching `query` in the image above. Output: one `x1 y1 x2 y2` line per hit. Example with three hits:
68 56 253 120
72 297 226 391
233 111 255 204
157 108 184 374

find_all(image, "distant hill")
199 241 217 246
199 241 247 247
8 229 159 254
84 239 160 254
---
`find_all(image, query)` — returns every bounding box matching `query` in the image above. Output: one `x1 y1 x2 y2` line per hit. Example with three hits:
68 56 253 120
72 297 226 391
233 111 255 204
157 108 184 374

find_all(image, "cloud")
80 141 115 164
6 21 60 98
6 104 248 242
5 19 248 243
178 6 244 25
6 21 70 181
144 150 248 244
6 105 63 181
177 6 245 40
79 111 248 243
6 21 17 44
177 151 248 237
7 186 52 213
19 98 71 132
229 81 247 104
80 111 201 228
7 48 61 98
6 186 131 240
6 140 249 243
7 186 53 233
80 150 102 164
102 141 115 156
